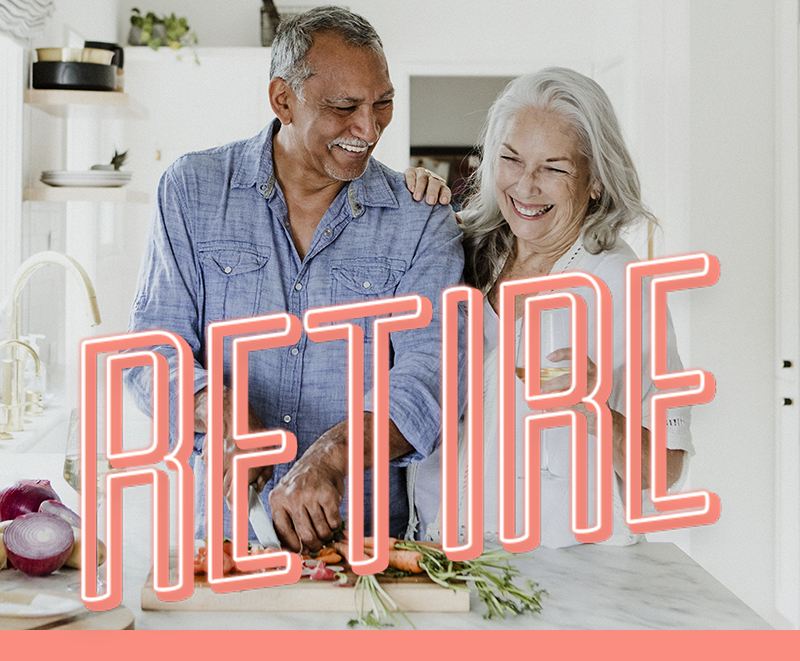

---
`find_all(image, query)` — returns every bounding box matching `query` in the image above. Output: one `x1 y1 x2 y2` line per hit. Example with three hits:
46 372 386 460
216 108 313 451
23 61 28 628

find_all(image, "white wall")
37 0 119 48
685 0 783 626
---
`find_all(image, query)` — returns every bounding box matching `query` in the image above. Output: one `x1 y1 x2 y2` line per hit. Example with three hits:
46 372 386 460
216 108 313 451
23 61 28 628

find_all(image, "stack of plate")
40 170 132 188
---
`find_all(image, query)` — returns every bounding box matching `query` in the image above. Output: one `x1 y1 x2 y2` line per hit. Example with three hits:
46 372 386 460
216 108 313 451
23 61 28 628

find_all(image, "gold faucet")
2 251 101 433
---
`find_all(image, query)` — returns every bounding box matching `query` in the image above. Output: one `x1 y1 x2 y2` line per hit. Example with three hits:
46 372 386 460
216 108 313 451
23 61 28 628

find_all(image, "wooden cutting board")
141 567 470 613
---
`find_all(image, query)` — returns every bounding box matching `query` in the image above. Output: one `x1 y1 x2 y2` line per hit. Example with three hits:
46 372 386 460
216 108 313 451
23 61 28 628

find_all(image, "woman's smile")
511 199 554 218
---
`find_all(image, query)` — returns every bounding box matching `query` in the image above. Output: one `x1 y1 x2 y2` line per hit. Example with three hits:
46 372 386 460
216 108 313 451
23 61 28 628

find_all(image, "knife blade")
248 485 281 550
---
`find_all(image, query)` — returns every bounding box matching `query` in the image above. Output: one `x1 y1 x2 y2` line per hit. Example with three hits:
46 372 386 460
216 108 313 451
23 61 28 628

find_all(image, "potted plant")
129 8 198 51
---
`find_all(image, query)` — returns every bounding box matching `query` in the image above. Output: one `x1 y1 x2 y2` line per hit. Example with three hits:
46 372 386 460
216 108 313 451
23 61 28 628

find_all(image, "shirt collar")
231 121 278 193
231 119 399 216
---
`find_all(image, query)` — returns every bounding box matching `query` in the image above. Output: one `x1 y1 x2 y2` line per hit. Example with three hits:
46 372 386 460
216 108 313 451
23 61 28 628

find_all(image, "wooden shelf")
24 89 132 117
24 187 148 203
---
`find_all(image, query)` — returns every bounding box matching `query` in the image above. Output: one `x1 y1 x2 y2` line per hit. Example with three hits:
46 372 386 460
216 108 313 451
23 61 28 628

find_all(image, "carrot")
332 541 350 561
316 552 342 564
333 540 423 573
388 548 423 573
194 543 235 575
363 536 397 550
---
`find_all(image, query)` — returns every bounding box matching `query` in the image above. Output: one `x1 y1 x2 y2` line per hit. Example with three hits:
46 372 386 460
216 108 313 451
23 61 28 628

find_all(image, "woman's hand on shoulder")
404 166 452 206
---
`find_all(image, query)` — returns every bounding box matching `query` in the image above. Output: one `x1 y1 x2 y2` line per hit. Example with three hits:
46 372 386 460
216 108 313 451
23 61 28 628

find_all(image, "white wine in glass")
516 366 572 385
62 408 112 494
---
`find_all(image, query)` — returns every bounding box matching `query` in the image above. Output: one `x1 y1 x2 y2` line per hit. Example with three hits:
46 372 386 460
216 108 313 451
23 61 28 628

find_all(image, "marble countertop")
0 452 771 630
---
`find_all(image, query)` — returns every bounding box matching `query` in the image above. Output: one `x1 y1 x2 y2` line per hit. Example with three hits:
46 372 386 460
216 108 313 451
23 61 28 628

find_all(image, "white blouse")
408 236 695 547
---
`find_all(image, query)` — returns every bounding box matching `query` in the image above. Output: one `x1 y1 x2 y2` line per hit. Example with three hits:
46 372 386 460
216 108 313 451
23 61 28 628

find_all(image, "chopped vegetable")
0 480 60 521
0 533 7 569
2 512 74 576
308 560 337 581
316 551 342 564
38 500 81 528
193 543 234 575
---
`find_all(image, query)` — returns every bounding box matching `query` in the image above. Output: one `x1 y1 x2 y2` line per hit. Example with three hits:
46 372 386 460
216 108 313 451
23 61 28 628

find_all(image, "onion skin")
3 513 74 576
0 480 61 521
39 499 81 528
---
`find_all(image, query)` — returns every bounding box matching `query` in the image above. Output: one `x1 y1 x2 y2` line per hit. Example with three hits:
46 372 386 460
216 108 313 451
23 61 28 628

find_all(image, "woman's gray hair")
269 5 383 98
462 67 655 293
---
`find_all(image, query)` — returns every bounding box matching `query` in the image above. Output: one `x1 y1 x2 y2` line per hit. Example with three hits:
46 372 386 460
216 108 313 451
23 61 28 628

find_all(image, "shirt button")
224 266 232 274
290 347 299 356
283 414 292 423
323 228 332 237
362 281 371 289
294 283 303 291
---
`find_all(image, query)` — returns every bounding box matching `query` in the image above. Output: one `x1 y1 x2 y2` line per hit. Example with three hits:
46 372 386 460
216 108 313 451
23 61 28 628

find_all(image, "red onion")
38 499 81 528
0 479 61 521
3 513 74 576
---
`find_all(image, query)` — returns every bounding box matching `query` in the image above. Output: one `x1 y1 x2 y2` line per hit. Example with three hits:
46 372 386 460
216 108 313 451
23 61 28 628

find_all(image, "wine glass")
63 407 109 593
516 306 572 386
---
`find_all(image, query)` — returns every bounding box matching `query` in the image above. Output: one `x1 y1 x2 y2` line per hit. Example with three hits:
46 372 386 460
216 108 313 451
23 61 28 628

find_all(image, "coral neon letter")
498 273 614 552
80 331 194 611
205 313 303 592
625 254 721 532
304 296 433 575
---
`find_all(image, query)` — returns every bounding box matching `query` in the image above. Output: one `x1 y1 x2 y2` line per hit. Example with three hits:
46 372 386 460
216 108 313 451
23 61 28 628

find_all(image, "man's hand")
194 387 274 504
269 413 414 552
269 422 348 552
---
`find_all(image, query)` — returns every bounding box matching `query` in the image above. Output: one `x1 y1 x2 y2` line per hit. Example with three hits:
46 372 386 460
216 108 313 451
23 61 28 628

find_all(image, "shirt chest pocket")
199 243 271 320
330 258 407 340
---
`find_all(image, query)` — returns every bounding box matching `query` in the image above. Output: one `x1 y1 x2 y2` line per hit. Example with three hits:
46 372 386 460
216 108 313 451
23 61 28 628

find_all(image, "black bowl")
32 61 117 91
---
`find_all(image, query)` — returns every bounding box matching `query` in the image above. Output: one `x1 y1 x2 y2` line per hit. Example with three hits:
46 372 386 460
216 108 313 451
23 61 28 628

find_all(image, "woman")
407 67 693 547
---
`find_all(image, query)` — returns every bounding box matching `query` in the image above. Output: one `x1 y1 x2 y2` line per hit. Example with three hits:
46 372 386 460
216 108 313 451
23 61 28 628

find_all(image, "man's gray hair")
462 67 656 293
269 5 383 98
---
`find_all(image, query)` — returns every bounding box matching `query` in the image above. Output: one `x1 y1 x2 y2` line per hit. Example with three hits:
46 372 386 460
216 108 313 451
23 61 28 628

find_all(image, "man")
125 6 463 552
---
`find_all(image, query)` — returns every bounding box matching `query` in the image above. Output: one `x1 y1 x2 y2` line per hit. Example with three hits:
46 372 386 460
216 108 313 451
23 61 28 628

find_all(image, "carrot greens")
347 541 546 629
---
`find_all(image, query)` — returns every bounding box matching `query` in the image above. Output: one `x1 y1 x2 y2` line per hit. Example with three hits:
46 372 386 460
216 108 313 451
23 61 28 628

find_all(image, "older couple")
127 5 692 551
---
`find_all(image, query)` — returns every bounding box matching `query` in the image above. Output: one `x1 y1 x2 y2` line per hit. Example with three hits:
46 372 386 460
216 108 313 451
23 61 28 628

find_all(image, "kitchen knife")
248 485 281 550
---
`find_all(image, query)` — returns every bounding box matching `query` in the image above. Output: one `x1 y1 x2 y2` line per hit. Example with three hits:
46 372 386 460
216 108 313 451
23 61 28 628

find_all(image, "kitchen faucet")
0 339 40 439
1 251 101 433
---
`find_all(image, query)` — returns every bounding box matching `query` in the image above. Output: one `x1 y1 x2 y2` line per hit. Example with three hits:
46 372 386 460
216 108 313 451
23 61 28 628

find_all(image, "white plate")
0 590 83 619
41 170 132 188
42 170 132 177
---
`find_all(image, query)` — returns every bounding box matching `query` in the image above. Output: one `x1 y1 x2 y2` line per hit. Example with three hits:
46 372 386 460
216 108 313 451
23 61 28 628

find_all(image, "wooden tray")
141 566 470 613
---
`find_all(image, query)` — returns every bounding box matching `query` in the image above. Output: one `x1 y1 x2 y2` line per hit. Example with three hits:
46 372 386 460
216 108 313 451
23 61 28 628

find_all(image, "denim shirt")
125 120 465 537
